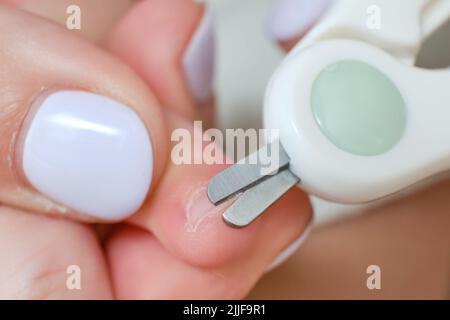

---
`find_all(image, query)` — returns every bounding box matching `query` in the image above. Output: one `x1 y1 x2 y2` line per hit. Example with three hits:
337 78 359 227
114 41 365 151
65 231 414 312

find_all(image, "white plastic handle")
264 39 450 203
296 0 450 65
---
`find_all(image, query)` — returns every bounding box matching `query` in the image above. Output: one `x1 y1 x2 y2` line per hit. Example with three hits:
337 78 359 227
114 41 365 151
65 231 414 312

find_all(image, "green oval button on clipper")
311 60 407 156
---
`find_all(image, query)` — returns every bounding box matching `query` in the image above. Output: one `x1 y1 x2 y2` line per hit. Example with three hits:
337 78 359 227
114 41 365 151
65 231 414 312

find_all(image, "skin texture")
0 206 111 299
0 1 312 299
0 0 447 299
2 0 133 42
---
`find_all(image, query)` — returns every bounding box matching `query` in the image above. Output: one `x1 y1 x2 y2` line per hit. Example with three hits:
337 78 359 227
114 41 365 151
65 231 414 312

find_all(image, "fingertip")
108 182 313 299
256 187 313 269
106 225 155 299
107 0 215 118
106 224 237 299
131 162 260 269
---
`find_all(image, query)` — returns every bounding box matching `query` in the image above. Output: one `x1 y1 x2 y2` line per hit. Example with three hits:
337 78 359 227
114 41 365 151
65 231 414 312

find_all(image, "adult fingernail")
182 3 215 103
265 0 332 42
266 219 314 272
21 90 153 221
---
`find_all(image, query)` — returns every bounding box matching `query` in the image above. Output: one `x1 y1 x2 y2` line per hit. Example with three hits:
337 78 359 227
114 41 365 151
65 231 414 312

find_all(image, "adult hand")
0 0 312 299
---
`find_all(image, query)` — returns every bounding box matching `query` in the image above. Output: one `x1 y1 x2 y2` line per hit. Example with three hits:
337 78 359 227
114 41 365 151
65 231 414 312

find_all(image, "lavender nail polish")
265 0 332 42
182 4 216 103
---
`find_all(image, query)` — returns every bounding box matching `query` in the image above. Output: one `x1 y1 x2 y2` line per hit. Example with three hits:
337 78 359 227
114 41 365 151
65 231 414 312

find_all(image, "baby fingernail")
182 3 216 103
265 0 332 42
21 90 153 221
185 186 234 233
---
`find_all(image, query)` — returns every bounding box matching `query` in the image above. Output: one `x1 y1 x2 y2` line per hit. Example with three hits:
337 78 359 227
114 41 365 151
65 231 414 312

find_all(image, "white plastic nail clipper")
208 0 450 227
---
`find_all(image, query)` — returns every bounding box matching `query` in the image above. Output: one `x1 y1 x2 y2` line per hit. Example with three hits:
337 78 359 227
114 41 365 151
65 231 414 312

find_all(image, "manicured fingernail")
265 0 332 42
266 219 313 272
182 4 215 103
21 91 153 221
